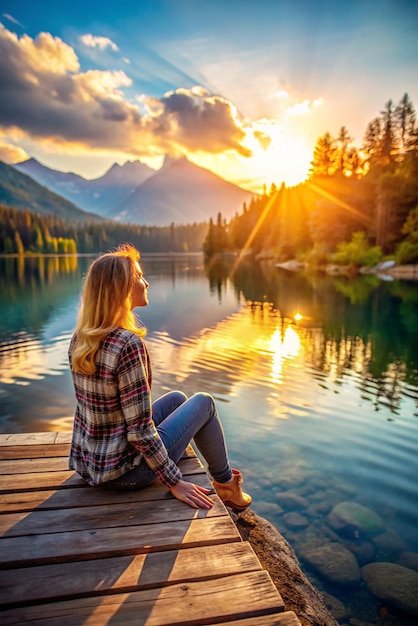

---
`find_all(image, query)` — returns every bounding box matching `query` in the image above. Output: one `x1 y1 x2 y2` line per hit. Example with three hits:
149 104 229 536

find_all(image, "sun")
244 120 313 189
189 119 312 192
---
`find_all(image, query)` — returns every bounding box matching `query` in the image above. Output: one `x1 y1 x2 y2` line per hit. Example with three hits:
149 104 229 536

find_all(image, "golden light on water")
149 303 304 402
0 334 71 385
269 326 301 382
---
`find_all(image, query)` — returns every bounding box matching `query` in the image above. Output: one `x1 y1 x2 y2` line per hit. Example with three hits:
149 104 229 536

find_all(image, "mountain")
13 155 255 226
14 158 155 217
113 156 253 225
0 160 102 222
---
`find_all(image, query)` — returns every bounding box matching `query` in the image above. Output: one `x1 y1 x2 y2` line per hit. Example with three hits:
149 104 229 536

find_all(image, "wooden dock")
0 432 302 625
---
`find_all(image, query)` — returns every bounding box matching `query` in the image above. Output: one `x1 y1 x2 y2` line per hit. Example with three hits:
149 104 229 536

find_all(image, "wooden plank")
0 441 196 460
0 471 85 493
0 543 262 607
0 497 226 537
1 571 284 625
0 457 205 493
55 432 72 444
0 516 241 568
0 457 72 473
0 432 300 626
0 433 60 446
0 443 70 460
0 474 212 513
208 612 302 626
0 454 204 476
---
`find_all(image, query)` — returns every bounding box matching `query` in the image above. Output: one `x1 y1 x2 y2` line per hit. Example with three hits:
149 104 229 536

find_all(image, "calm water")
1 254 418 624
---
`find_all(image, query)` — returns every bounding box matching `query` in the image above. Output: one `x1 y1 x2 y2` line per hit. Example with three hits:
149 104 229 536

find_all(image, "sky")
0 0 417 192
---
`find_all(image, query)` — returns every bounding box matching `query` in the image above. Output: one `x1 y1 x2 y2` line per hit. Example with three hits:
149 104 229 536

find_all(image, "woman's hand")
169 479 214 509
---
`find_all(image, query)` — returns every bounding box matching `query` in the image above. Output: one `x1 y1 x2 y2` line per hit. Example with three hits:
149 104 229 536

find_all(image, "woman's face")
131 262 149 308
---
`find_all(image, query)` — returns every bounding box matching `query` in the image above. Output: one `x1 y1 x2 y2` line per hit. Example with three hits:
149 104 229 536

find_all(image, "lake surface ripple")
1 254 418 624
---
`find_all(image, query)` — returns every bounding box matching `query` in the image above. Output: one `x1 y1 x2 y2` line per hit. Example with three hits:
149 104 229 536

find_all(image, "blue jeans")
104 391 232 490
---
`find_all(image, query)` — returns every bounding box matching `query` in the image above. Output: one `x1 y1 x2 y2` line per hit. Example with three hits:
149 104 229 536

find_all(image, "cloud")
2 14 23 27
0 24 252 159
142 87 252 156
253 130 271 150
286 98 323 116
0 138 28 163
79 34 119 52
0 24 79 76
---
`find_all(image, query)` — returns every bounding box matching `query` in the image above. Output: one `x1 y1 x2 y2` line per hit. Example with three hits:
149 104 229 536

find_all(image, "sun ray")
230 190 281 278
306 181 373 225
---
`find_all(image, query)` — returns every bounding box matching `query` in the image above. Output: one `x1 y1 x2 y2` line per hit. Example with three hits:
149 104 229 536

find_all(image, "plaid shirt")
68 329 182 488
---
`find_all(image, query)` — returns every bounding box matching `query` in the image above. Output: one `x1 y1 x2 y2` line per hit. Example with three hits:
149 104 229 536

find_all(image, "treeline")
205 93 418 267
0 205 208 254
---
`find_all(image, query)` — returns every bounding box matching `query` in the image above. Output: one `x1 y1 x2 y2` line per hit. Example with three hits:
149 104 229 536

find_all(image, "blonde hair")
71 243 146 375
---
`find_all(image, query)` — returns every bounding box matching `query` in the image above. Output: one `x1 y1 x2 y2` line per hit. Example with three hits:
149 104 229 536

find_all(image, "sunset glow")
148 303 304 400
0 2 416 191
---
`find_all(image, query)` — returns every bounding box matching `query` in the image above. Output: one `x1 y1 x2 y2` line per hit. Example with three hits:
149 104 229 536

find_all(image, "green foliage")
301 243 331 270
203 213 231 257
1 94 417 264
395 205 418 263
401 205 418 239
395 240 418 264
0 204 208 255
333 274 380 305
332 232 383 267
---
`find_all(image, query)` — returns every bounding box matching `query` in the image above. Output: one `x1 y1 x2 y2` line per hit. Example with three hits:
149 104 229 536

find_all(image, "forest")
204 93 418 268
0 93 417 266
0 207 208 254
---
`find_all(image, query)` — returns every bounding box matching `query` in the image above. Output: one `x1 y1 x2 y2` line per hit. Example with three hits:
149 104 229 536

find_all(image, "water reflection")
1 254 418 622
0 255 83 341
213 258 418 408
147 302 305 409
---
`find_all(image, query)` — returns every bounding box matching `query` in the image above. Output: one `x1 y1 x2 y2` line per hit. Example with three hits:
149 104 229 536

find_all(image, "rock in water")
302 542 361 586
232 509 339 626
328 501 385 539
362 562 418 616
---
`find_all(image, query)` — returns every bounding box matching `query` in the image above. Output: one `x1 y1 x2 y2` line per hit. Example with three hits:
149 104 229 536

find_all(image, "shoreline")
274 259 418 281
232 509 338 626
0 251 203 258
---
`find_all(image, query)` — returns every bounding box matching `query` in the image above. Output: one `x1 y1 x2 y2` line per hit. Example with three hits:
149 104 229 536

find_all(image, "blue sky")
0 0 417 190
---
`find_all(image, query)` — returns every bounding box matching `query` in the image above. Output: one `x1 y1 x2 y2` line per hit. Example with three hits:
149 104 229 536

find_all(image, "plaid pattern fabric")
68 329 182 487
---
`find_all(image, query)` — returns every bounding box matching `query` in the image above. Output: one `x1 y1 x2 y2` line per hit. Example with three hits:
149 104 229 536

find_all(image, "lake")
1 253 418 624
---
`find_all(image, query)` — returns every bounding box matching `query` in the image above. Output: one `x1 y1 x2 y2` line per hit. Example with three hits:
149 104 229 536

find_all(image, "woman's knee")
168 390 188 405
191 391 216 412
156 390 187 409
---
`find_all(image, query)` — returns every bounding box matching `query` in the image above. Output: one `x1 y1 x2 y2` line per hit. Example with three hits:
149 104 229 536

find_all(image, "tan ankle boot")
212 469 252 511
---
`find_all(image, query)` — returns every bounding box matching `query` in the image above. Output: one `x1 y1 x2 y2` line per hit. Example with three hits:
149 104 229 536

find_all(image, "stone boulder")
301 541 361 586
328 501 385 539
372 528 407 561
397 551 418 571
362 562 418 616
283 512 310 530
276 492 309 510
232 509 338 626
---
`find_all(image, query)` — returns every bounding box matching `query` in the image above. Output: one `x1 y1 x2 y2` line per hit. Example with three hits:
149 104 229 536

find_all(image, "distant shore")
0 251 203 258
274 259 418 281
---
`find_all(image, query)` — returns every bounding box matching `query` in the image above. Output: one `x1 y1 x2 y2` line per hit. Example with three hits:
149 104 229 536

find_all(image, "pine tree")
309 132 337 177
336 126 353 174
380 99 396 165
394 93 416 155
203 218 215 258
362 117 382 168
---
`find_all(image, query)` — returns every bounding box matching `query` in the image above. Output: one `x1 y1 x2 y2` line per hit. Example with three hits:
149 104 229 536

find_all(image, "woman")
68 243 251 511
